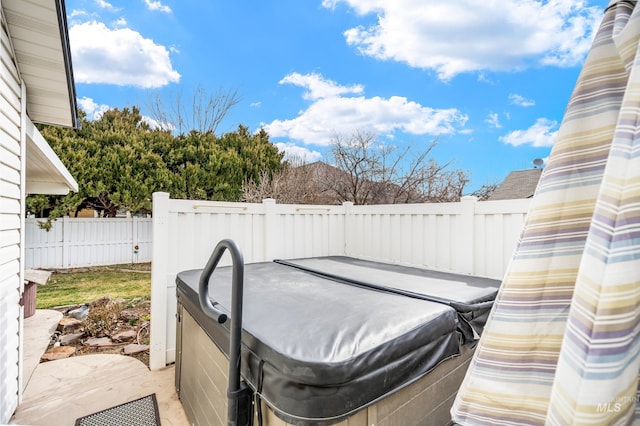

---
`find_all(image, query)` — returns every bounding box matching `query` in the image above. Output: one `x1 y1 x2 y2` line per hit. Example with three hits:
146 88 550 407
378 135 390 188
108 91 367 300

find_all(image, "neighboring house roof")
488 168 543 201
295 161 418 204
3 0 79 195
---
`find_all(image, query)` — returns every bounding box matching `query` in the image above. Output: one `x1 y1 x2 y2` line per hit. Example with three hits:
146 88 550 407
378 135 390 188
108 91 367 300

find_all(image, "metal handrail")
198 239 250 426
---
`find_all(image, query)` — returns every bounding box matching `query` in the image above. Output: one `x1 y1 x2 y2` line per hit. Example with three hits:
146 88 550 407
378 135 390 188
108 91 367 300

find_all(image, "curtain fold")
451 1 640 424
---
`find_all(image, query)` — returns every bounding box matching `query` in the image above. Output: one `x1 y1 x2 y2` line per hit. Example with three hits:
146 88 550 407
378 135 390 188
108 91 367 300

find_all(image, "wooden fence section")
24 217 152 269
149 192 532 369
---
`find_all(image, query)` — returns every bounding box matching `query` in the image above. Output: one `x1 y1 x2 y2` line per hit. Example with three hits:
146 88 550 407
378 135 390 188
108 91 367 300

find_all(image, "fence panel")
149 193 347 368
149 192 532 369
343 197 531 277
473 199 531 278
345 200 474 273
25 217 152 269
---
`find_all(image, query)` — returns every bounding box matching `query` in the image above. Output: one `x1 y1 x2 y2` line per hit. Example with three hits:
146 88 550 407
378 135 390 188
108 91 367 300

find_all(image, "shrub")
82 300 123 337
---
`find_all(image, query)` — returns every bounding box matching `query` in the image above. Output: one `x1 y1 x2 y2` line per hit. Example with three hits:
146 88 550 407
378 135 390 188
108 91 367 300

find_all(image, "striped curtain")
451 1 640 425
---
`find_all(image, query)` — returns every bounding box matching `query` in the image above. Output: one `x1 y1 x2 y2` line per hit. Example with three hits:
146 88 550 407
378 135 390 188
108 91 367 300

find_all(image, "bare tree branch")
146 84 241 134
470 182 499 201
241 129 473 205
321 130 468 204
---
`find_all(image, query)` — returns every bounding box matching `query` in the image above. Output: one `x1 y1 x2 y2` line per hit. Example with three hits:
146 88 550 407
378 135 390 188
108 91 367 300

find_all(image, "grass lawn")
35 263 151 309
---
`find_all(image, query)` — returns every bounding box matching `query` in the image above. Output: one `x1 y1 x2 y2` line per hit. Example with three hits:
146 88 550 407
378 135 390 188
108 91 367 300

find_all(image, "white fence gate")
149 192 532 369
24 217 152 269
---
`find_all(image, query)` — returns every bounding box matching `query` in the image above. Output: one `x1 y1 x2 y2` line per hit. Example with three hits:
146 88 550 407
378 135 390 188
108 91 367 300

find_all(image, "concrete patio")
10 310 189 426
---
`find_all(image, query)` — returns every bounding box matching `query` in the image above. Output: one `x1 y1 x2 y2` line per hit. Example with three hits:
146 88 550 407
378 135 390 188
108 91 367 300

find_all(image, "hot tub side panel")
178 306 229 426
177 307 473 426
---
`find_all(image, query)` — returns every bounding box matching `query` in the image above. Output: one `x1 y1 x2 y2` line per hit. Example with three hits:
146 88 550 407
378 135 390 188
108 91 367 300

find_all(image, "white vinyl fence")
25 217 152 269
150 192 532 369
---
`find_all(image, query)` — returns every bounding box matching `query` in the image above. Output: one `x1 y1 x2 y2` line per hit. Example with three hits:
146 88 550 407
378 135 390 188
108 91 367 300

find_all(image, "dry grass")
36 263 151 309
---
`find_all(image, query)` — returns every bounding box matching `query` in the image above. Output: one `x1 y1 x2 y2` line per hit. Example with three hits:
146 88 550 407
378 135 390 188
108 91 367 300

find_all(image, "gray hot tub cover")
276 256 501 341
176 260 460 424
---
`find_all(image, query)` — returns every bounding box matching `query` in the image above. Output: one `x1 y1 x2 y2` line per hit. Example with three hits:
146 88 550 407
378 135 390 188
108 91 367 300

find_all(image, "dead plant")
82 300 123 338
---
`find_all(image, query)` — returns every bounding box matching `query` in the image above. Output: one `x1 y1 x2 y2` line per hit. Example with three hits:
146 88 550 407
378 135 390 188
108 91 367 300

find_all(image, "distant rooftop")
488 168 543 200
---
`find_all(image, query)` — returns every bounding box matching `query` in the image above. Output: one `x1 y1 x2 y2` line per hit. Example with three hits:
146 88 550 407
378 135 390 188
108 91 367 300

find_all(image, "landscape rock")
59 332 84 346
119 309 140 321
84 337 113 347
67 305 89 320
41 346 76 361
57 317 83 334
112 329 137 343
59 304 82 314
123 344 149 355
46 294 152 366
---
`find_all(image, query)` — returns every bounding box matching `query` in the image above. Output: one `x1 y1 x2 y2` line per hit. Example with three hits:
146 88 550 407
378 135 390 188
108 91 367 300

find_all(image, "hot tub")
175 245 500 426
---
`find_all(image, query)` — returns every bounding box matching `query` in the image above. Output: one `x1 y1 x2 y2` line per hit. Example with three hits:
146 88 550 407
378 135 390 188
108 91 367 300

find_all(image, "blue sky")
66 0 610 192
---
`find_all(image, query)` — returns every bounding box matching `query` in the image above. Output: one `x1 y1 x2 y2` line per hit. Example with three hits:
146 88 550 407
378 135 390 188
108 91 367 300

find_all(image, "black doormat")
75 394 161 426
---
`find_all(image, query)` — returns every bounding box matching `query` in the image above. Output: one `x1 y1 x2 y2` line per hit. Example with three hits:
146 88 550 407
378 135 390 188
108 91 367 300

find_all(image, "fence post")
132 217 138 264
342 202 354 256
150 192 170 370
460 196 477 275
262 198 276 261
62 216 70 268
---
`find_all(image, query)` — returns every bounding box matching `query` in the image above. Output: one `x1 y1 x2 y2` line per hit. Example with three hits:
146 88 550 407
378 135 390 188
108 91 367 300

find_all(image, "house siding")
0 9 25 423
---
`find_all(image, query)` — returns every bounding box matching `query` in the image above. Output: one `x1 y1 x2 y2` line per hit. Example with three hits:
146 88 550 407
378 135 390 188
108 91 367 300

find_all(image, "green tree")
31 107 172 218
164 126 284 201
27 108 285 220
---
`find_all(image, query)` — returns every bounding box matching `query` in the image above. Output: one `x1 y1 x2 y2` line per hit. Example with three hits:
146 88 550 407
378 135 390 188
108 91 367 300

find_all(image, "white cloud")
77 96 110 120
275 142 323 163
113 17 127 27
144 0 172 13
264 73 467 145
327 1 602 81
477 73 497 85
321 0 339 10
70 9 89 18
69 21 180 88
509 93 535 107
265 96 467 146
500 118 558 147
96 0 118 10
280 72 364 100
485 113 501 129
250 101 262 108
141 115 175 131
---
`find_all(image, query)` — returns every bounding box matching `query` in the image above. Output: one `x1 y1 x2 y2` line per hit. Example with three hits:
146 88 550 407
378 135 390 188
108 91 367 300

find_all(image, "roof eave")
54 0 79 129
3 0 79 129
25 116 78 195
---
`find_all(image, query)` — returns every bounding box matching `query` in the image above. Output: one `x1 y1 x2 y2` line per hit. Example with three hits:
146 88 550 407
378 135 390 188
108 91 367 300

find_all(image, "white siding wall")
0 13 24 423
